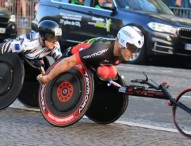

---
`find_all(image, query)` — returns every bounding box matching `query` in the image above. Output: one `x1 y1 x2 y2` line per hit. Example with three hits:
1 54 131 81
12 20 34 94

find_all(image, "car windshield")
117 0 174 15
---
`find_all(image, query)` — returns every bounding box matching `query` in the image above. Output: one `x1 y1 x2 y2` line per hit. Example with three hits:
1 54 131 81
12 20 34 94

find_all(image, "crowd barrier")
0 0 36 31
170 6 191 19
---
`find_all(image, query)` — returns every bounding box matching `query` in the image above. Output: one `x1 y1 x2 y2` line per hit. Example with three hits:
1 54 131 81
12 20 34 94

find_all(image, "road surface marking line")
115 120 178 133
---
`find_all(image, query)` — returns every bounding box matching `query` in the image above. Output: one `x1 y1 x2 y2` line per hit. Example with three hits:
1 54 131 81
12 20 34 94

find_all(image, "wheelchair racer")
0 20 63 71
37 26 144 84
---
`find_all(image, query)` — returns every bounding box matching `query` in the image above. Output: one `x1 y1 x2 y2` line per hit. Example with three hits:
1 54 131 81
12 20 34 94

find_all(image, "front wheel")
172 88 191 139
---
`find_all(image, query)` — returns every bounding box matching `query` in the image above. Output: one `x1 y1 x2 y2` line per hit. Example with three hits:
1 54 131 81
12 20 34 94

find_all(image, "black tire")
0 53 24 109
85 74 128 124
39 61 94 127
172 88 191 139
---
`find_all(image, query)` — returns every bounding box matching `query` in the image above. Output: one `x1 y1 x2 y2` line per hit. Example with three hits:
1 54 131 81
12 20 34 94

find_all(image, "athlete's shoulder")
15 31 39 42
84 37 114 45
99 37 115 43
25 31 39 40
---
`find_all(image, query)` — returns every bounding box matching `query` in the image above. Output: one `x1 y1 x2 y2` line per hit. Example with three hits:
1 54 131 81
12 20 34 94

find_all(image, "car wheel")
125 26 146 65
127 45 146 64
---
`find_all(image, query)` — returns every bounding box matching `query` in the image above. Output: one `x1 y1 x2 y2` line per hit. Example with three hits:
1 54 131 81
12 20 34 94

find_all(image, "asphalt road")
117 64 191 129
1 108 191 146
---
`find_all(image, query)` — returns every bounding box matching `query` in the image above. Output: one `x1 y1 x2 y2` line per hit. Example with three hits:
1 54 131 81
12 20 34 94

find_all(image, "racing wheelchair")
0 53 128 125
39 58 191 139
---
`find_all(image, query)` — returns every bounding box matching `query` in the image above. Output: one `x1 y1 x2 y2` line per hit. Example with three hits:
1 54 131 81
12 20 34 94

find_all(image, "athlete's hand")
37 74 49 84
40 67 46 75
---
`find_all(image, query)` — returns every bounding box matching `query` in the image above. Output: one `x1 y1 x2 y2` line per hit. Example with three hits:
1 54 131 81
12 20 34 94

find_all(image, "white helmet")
117 26 144 48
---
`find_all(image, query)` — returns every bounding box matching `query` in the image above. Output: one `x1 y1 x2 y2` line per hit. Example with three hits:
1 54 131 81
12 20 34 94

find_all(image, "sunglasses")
124 44 139 53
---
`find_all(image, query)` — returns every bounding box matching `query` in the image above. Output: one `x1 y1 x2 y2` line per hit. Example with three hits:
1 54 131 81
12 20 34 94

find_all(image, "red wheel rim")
57 81 73 102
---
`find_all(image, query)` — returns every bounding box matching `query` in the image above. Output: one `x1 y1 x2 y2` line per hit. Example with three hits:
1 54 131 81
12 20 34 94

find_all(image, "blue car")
32 0 191 64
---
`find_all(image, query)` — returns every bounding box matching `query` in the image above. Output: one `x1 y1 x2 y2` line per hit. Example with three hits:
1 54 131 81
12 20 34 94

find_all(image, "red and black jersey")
72 37 121 68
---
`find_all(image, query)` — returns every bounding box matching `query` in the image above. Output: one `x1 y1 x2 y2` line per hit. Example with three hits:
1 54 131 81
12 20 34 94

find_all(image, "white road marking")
115 120 178 133
182 95 191 99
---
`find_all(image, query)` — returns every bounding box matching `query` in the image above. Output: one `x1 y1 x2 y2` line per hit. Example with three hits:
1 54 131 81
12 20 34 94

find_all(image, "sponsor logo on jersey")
104 59 109 63
15 44 21 50
83 48 108 59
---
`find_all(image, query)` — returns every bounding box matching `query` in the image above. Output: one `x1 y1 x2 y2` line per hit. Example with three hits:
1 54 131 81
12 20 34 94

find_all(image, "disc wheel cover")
39 61 94 127
18 82 39 108
18 57 51 108
0 63 12 95
0 53 24 109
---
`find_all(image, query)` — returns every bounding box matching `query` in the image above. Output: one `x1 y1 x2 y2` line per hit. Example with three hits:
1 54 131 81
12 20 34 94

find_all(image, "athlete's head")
116 26 144 61
38 20 62 50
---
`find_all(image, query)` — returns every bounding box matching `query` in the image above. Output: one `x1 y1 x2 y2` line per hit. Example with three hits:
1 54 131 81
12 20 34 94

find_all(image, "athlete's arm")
0 34 37 54
37 54 79 84
0 39 24 54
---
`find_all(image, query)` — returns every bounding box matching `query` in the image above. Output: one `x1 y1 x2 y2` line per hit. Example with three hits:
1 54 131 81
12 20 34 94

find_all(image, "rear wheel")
172 88 191 139
0 53 24 109
18 57 52 108
39 61 94 127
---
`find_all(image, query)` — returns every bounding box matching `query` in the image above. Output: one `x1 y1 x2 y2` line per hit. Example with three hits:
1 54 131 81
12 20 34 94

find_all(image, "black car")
0 7 17 42
32 0 191 64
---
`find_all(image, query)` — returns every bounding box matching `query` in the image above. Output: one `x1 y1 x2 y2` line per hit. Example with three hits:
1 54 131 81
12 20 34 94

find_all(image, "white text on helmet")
121 29 134 40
